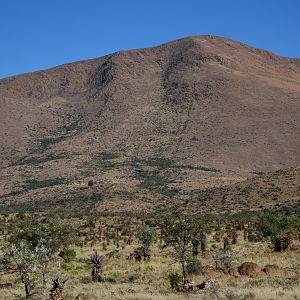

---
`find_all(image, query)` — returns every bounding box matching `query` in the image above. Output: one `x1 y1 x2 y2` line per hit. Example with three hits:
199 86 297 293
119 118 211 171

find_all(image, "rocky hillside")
0 36 299 213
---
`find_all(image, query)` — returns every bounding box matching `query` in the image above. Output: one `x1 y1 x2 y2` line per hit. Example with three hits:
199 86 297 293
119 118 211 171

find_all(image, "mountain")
0 35 299 213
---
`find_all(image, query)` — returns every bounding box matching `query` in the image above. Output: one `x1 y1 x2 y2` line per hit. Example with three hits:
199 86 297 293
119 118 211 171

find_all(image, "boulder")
202 265 217 276
228 266 239 277
238 262 261 277
262 264 280 276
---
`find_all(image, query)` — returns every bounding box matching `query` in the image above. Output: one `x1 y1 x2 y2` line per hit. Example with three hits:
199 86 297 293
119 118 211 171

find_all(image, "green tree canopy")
258 212 299 237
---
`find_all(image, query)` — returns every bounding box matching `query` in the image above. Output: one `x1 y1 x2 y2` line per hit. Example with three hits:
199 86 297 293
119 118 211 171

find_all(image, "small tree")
258 213 299 251
136 225 155 247
258 213 298 238
35 239 52 286
1 241 44 299
155 208 209 281
8 215 77 285
9 215 77 254
213 250 236 272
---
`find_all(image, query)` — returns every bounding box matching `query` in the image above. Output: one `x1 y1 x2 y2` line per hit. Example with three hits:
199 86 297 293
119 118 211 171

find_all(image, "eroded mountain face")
0 36 299 213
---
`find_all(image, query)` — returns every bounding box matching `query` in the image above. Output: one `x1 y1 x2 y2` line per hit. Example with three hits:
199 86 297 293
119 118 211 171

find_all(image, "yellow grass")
0 232 299 300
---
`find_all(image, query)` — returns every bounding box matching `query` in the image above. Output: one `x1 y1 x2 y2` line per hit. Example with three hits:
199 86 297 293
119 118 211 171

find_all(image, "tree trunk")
24 282 30 299
201 237 206 257
180 251 187 281
42 263 47 286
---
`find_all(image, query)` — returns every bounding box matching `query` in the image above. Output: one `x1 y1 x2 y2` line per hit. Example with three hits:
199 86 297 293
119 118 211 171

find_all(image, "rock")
238 262 261 277
262 264 280 276
202 265 217 276
228 266 239 277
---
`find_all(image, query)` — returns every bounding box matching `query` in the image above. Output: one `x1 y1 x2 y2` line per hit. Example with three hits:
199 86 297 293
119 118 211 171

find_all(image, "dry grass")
1 232 299 300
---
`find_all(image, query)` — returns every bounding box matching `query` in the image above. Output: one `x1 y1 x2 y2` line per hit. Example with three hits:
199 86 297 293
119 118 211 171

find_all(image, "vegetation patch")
130 156 220 172
12 152 68 166
133 169 181 196
99 151 121 160
22 178 68 191
31 135 69 153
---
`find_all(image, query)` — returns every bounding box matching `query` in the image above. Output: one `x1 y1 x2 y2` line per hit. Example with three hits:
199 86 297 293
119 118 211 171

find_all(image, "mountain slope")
0 36 299 212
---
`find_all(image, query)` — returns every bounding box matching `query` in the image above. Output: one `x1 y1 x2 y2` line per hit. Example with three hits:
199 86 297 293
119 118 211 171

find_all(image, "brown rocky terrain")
0 35 299 213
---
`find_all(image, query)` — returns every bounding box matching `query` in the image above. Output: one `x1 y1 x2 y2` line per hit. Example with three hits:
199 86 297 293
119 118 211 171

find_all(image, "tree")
258 212 299 252
155 208 209 280
34 239 52 286
8 215 77 285
136 225 155 247
9 215 77 254
1 241 47 299
258 212 299 238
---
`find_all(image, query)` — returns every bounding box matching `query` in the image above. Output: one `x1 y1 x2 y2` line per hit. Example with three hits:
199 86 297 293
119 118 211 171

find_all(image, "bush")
9 215 78 253
213 251 236 271
136 225 155 246
59 248 76 263
248 233 263 242
168 272 183 289
186 257 202 275
258 213 299 238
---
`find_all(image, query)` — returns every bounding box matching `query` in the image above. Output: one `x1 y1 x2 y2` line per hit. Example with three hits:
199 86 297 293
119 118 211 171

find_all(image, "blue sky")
0 0 299 79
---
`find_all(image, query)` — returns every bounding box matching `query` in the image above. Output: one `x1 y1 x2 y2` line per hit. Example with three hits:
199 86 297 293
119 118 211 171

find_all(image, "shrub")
168 272 183 289
258 213 299 238
59 248 76 263
1 241 44 298
213 251 236 272
9 215 78 254
136 225 155 246
248 233 263 242
186 257 202 275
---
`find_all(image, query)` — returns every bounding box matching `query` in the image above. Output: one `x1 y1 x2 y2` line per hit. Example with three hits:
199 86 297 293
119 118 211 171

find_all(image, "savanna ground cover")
0 209 299 300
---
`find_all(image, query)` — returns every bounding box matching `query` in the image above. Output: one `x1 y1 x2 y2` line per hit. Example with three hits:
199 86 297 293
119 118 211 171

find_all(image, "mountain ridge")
0 35 299 213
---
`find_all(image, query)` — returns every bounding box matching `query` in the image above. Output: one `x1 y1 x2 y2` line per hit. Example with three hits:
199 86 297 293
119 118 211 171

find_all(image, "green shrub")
136 225 155 246
59 248 76 263
186 257 202 275
258 213 299 238
248 233 263 242
168 272 183 289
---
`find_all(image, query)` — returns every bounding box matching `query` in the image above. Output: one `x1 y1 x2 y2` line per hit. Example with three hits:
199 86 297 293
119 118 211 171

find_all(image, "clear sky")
0 0 299 79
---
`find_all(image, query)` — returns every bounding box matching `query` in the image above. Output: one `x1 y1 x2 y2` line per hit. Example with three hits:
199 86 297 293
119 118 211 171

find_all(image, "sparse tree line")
0 208 299 298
